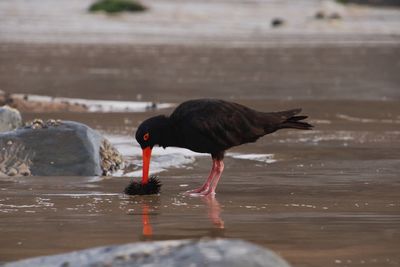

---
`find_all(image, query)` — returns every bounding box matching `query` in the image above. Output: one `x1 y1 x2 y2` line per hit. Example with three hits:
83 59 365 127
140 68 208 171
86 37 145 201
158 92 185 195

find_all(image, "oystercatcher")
135 99 313 196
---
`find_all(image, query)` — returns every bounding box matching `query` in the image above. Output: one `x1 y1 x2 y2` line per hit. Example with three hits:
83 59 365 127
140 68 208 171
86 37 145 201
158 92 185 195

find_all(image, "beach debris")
100 139 124 176
25 119 62 129
314 11 342 21
0 141 33 177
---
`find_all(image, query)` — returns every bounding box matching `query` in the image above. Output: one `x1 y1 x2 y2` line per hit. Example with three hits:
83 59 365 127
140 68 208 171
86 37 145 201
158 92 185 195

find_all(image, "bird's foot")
183 186 209 195
184 188 216 197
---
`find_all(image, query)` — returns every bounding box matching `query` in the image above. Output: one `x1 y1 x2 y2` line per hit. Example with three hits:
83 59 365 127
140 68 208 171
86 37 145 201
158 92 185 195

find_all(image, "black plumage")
133 99 313 196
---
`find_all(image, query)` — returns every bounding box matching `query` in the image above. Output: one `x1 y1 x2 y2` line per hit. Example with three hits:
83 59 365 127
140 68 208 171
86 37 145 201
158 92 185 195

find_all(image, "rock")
314 10 341 21
0 120 123 176
315 11 325 19
271 18 285 28
0 105 22 132
3 239 291 267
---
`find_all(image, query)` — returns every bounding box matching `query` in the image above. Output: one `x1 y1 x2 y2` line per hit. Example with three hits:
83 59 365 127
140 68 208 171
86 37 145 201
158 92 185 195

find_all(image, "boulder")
0 105 22 132
0 120 123 176
3 239 291 267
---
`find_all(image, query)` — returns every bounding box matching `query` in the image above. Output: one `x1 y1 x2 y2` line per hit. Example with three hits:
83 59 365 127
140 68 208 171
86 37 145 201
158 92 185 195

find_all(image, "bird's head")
135 115 169 184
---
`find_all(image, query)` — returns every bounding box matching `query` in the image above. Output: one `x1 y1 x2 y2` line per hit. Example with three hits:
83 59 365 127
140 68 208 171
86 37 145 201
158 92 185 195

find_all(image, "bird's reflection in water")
201 195 224 229
142 204 153 237
139 197 160 241
128 194 224 240
125 196 159 241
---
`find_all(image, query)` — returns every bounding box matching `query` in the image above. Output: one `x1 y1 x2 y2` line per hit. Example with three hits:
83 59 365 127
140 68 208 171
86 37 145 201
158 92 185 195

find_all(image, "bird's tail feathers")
278 109 313 130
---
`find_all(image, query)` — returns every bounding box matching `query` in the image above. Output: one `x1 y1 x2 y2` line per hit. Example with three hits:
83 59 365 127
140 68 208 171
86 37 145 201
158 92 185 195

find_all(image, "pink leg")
187 160 224 197
208 160 224 195
185 160 217 195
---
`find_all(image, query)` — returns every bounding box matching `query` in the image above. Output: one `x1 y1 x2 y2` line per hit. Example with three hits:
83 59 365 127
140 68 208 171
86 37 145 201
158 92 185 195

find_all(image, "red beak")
142 147 152 185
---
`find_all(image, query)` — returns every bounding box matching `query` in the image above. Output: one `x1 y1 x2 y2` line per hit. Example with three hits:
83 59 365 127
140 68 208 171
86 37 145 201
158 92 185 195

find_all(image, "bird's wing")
170 99 265 149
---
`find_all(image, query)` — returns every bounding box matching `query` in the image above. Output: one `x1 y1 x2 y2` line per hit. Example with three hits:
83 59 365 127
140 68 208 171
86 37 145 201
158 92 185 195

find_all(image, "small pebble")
315 11 325 19
271 18 284 27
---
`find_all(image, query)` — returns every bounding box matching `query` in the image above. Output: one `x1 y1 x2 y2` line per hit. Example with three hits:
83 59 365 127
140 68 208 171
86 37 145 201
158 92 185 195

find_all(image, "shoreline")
1 34 400 48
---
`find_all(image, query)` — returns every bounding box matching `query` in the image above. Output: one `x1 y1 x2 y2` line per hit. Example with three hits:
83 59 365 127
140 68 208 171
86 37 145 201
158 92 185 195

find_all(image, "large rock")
0 120 123 176
3 239 291 267
0 105 22 132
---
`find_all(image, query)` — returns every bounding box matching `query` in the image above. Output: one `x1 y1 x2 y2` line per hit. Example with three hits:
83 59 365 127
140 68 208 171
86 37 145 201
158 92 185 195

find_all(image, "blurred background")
1 0 399 102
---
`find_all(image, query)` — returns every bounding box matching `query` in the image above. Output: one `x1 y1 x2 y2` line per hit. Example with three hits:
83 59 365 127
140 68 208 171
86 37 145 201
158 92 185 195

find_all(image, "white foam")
337 114 400 124
12 94 174 113
227 153 277 164
42 193 120 197
0 204 41 208
280 130 400 145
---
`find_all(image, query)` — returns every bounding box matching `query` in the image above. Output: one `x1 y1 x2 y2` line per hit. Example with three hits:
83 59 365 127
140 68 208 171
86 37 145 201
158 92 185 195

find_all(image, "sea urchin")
124 176 161 195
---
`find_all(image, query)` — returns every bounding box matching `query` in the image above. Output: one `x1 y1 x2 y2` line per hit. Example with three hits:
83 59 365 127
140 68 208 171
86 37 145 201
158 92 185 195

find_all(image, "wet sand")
1 97 400 267
1 43 399 101
0 172 399 267
1 41 400 266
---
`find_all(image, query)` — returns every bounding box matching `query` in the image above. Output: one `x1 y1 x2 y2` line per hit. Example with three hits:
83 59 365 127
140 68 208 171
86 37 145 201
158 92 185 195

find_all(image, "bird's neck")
158 119 181 148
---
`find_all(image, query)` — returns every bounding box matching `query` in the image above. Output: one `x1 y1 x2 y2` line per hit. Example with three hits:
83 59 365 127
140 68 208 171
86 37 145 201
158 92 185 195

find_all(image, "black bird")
135 99 313 196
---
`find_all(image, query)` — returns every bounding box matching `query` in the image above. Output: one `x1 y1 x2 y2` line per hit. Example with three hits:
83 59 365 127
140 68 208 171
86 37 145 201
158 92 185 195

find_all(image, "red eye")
143 133 150 141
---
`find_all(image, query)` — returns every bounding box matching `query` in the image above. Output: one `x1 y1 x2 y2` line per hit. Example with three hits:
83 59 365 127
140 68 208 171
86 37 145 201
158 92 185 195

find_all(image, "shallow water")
1 100 400 267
